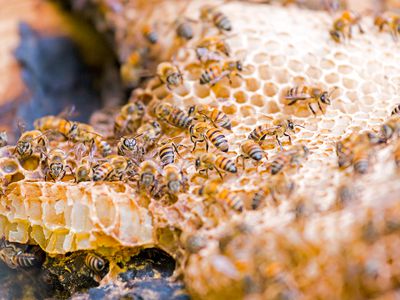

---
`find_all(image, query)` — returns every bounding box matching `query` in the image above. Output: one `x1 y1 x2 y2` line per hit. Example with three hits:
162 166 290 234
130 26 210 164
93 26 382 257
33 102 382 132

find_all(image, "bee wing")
284 94 313 100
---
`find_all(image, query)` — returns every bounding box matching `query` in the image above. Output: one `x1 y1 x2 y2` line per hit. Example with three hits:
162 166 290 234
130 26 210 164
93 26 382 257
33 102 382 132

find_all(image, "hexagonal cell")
250 94 265 107
245 78 260 92
20 156 40 171
234 90 248 104
0 159 19 174
258 64 273 80
263 82 279 97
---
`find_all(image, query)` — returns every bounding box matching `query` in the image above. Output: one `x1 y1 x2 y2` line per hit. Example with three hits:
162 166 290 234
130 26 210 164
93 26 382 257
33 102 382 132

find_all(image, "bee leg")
358 24 364 34
284 133 292 144
308 104 317 116
191 141 198 152
216 168 224 179
276 136 283 151
205 139 209 152
317 101 324 113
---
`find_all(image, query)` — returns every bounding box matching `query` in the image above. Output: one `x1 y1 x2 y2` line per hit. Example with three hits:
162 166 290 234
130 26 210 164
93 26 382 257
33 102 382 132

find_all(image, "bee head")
287 120 295 131
151 121 161 129
124 137 137 150
195 158 201 169
50 163 63 176
188 105 195 116
236 60 243 71
320 91 331 105
168 180 181 193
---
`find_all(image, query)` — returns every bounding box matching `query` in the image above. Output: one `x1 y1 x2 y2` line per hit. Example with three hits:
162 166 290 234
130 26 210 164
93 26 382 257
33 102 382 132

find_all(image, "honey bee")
74 144 93 183
14 130 48 159
199 60 243 86
270 144 309 175
137 120 163 151
336 140 353 168
142 24 158 44
92 155 130 181
392 104 400 116
0 131 7 147
188 104 232 130
330 10 364 43
43 148 73 181
138 160 159 189
394 139 400 168
251 189 267 210
380 114 400 142
336 183 356 209
285 85 337 115
195 47 225 64
200 5 232 32
114 101 145 136
96 139 112 157
85 253 108 281
176 19 195 40
154 102 192 129
117 135 145 161
374 14 400 42
352 144 370 174
199 180 243 212
163 164 185 195
34 115 79 140
248 119 299 149
238 139 266 169
0 237 44 269
195 153 237 178
120 49 151 87
158 140 185 167
189 122 229 152
156 62 183 90
197 35 231 57
75 157 92 183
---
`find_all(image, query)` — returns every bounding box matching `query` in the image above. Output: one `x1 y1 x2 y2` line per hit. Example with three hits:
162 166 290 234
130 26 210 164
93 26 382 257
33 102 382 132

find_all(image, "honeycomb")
2 0 400 298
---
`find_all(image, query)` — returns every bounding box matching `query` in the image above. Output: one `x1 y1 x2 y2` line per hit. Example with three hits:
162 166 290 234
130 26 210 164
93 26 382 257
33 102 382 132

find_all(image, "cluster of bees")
336 105 400 175
330 10 400 43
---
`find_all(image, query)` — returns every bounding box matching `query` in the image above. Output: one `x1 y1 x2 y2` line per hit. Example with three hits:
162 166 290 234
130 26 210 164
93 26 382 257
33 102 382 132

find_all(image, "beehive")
2 0 400 298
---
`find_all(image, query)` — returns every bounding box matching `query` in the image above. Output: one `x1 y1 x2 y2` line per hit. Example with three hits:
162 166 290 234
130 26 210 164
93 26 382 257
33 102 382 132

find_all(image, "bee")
156 62 183 90
114 101 145 136
200 5 232 32
352 145 370 174
176 19 195 40
0 237 44 269
96 139 112 157
0 131 7 147
43 148 73 181
197 36 231 57
34 115 79 140
195 47 225 65
392 104 400 116
394 139 400 168
158 141 185 167
199 180 243 212
117 135 145 161
336 140 353 168
374 14 400 42
285 85 337 115
154 102 192 129
380 115 400 142
238 139 266 169
142 24 158 44
248 119 299 149
93 155 130 181
120 50 150 87
163 164 185 195
195 153 237 178
85 253 108 281
14 130 48 159
138 160 158 189
74 144 93 183
137 120 163 151
188 104 232 130
330 10 364 43
251 189 267 210
336 183 356 209
189 122 229 152
199 60 243 86
75 157 92 183
270 144 309 175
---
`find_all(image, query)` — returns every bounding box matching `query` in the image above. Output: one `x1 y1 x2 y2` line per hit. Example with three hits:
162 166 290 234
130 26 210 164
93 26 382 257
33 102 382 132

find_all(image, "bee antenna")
328 86 339 97
295 124 305 128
